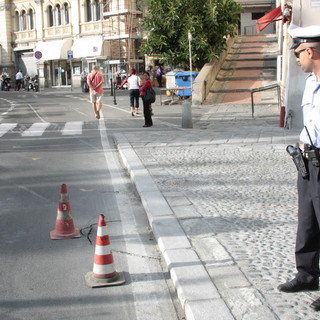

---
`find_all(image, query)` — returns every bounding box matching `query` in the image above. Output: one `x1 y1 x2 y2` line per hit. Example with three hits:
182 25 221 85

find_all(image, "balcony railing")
44 25 73 38
13 20 141 43
14 30 37 42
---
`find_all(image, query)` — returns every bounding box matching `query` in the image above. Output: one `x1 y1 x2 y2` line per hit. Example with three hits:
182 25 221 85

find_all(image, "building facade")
283 0 320 129
0 0 144 88
236 0 277 35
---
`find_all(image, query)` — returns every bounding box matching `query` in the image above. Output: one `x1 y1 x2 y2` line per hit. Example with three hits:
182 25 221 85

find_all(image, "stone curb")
114 133 234 320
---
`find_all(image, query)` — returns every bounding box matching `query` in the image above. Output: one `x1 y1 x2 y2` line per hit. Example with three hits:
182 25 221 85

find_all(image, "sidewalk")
43 87 313 319
109 93 319 320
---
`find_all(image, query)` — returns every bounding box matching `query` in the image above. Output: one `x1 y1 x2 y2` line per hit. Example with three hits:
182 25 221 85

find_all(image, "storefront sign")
67 50 73 59
86 58 97 63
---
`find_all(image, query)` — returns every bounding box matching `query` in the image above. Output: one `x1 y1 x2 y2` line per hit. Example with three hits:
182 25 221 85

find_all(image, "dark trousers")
129 89 140 108
142 96 153 126
156 75 162 87
296 160 320 282
81 81 89 92
15 79 22 90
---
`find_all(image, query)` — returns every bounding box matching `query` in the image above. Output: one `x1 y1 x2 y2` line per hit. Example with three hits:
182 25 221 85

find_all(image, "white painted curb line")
115 133 234 320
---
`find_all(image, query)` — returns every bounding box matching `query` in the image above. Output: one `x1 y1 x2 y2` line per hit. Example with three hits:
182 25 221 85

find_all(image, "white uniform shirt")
300 73 320 147
15 71 23 80
127 75 140 90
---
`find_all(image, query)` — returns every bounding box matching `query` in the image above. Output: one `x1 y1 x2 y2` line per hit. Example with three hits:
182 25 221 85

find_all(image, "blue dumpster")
175 71 199 97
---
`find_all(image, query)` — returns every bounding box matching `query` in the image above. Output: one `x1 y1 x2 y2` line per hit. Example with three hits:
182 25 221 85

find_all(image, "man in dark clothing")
277 25 320 312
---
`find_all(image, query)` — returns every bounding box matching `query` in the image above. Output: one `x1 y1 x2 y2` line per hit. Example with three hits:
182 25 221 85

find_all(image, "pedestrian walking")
139 72 153 127
87 66 104 119
0 72 7 91
147 65 154 83
155 65 163 87
127 68 141 116
81 69 88 92
15 70 23 91
277 25 320 312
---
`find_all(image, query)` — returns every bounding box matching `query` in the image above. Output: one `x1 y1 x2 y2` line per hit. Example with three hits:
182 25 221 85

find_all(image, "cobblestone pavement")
118 101 320 320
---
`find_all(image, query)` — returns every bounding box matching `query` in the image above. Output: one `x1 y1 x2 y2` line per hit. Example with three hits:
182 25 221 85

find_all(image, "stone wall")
192 35 237 106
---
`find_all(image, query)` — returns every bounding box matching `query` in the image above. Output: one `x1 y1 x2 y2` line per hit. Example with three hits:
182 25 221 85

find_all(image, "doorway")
52 60 71 86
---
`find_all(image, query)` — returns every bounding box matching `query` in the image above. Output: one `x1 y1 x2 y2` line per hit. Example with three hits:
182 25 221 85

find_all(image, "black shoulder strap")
90 72 97 83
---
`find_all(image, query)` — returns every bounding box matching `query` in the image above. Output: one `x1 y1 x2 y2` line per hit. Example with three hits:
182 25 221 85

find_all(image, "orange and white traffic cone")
50 184 80 240
85 214 125 287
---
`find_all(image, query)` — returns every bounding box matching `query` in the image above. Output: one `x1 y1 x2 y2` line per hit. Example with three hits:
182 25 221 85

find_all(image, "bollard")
113 82 117 105
182 100 193 128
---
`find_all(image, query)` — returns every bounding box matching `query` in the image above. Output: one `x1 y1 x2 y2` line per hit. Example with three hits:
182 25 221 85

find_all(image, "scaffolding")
102 0 143 72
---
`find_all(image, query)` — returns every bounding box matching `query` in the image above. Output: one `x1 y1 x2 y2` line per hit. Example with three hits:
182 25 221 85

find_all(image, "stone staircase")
205 34 280 105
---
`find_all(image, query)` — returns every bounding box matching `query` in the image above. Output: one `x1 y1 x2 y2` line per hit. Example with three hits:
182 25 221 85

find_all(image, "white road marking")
0 123 17 137
27 104 47 122
21 122 50 137
62 121 83 135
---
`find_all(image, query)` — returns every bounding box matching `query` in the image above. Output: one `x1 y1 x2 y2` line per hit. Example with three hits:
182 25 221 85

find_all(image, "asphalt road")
0 89 183 320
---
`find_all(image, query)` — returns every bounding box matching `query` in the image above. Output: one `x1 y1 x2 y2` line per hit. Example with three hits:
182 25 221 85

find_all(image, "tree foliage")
140 0 242 69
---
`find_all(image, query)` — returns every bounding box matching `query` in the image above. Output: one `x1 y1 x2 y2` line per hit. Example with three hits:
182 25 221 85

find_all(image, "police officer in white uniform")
278 25 320 311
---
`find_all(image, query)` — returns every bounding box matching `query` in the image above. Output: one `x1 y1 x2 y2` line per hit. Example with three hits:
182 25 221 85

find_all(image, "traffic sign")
34 51 42 60
67 50 73 59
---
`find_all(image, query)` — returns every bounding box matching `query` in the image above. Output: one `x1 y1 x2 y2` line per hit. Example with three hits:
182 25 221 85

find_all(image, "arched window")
15 11 20 31
94 0 101 21
63 3 69 25
15 9 34 31
55 4 62 26
86 0 91 22
86 0 101 22
28 9 34 30
21 10 27 31
48 5 54 27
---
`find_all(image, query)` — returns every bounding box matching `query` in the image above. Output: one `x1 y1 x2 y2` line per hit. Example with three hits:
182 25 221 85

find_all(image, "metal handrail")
250 83 280 118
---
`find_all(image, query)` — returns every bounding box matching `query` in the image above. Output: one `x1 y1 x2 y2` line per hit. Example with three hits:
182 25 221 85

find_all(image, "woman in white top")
127 68 141 116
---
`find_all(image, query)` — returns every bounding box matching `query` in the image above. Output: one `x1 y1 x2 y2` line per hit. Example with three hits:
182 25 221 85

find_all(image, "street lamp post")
188 31 193 94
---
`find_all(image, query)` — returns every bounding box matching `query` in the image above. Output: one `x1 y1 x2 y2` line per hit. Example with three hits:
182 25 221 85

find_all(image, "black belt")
304 144 320 151
304 148 320 166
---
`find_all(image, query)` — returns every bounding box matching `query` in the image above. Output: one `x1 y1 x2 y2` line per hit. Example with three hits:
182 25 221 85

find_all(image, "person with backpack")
127 68 141 116
139 72 153 127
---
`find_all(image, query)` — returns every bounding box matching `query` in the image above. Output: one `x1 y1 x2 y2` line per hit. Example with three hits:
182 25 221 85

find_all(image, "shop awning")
34 39 72 60
71 36 109 58
256 6 282 33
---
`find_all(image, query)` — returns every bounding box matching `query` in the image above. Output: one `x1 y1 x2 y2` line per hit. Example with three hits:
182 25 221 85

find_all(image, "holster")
286 145 309 179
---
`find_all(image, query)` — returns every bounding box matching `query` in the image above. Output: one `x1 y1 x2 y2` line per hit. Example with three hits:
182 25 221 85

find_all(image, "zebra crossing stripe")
0 123 17 137
62 121 83 135
21 122 50 137
0 122 88 137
